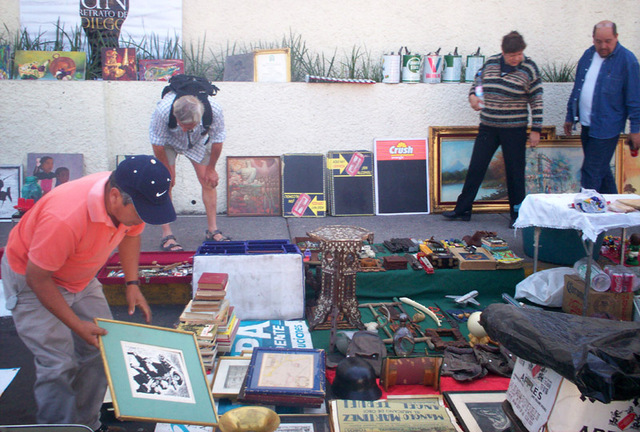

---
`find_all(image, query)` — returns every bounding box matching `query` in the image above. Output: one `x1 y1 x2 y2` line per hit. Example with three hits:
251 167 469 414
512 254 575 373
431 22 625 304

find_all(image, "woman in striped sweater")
443 31 543 228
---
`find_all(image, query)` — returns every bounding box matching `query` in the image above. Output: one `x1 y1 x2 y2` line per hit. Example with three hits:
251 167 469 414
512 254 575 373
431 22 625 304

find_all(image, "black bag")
346 331 387 377
481 303 640 403
161 74 219 134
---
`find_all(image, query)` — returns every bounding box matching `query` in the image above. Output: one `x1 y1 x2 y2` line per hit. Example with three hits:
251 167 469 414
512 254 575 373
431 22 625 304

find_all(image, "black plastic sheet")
480 303 640 403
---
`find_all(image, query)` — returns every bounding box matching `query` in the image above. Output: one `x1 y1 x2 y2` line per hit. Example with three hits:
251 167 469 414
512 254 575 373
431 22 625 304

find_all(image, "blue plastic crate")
196 239 301 256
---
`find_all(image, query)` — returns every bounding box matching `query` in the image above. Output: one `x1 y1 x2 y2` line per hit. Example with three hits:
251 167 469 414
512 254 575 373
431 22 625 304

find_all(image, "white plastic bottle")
573 257 611 292
474 70 484 109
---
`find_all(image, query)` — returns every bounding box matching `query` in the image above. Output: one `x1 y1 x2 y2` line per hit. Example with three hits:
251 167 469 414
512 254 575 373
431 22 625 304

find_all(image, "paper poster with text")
230 320 312 356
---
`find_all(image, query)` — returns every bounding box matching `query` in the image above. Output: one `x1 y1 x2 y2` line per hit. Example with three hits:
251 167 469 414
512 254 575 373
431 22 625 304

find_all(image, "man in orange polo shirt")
1 155 175 431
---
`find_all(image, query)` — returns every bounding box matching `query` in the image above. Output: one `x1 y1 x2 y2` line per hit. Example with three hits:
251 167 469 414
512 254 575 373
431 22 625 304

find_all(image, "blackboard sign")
327 150 375 216
374 139 429 214
281 153 326 217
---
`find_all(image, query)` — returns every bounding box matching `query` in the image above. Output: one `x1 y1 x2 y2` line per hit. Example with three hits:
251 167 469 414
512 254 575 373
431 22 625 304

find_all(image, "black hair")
501 31 527 53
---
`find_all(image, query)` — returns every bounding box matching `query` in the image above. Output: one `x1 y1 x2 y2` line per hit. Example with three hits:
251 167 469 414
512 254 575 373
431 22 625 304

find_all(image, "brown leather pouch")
380 356 442 391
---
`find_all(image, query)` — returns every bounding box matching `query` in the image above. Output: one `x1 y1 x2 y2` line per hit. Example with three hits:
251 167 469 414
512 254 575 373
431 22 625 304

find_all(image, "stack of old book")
481 235 510 252
216 306 240 354
176 322 218 369
482 236 524 269
180 272 230 323
178 272 240 359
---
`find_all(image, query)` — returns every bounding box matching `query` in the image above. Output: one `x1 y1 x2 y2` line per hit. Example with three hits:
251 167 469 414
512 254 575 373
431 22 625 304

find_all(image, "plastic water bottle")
573 257 611 292
474 70 484 109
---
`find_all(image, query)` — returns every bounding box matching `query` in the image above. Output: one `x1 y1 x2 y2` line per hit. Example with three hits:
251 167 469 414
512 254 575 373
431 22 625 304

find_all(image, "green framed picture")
96 319 217 426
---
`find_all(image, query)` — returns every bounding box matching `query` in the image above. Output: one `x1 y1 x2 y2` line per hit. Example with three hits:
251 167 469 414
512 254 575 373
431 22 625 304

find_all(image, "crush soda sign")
375 139 426 161
389 142 414 156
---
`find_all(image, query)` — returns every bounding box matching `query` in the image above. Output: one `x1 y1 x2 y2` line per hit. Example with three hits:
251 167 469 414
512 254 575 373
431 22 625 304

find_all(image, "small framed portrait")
211 356 251 399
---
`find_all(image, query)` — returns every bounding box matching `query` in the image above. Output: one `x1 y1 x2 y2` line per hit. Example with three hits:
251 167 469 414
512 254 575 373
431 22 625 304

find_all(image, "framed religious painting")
96 319 217 426
429 126 556 213
226 156 282 216
0 165 22 221
524 136 622 195
444 391 512 432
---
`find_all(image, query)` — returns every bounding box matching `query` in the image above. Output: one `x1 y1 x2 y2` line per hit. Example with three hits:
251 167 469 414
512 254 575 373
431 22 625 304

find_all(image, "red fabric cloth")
326 368 510 397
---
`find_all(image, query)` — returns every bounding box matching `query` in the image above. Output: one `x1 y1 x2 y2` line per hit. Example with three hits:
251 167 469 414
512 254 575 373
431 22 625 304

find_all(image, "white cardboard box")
507 357 640 432
193 253 305 321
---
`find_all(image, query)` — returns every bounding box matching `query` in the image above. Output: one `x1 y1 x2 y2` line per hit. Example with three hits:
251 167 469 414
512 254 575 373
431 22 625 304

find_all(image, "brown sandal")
205 229 230 242
160 235 184 251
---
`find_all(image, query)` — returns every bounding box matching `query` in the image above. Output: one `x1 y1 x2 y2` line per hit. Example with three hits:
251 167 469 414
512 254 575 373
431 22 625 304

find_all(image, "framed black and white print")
211 356 251 399
0 165 22 221
444 391 511 432
97 319 217 426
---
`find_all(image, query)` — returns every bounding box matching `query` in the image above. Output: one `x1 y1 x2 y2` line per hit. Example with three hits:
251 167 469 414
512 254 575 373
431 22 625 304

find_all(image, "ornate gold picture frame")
429 126 556 213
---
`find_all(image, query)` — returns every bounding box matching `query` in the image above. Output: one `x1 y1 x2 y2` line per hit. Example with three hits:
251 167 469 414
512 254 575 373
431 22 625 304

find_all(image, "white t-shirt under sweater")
579 52 605 127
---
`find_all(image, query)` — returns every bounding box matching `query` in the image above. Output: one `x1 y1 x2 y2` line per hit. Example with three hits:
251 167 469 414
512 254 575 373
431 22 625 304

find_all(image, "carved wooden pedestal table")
307 225 373 351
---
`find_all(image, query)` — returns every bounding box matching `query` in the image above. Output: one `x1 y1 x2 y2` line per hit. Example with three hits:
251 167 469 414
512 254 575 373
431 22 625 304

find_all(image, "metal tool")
434 302 459 329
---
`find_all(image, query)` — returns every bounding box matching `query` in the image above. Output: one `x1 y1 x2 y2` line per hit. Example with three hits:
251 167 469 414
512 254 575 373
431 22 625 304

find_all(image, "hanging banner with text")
20 0 181 52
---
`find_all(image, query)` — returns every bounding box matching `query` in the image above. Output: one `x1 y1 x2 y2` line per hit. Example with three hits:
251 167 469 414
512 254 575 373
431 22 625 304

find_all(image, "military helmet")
331 356 382 401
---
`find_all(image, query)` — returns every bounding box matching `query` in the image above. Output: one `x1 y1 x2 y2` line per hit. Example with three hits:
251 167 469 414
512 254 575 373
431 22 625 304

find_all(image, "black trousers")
454 124 527 219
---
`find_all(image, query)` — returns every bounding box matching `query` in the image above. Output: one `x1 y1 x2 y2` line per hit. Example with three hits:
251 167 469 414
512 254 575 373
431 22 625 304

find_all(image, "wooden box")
97 251 194 305
562 274 634 321
450 247 497 270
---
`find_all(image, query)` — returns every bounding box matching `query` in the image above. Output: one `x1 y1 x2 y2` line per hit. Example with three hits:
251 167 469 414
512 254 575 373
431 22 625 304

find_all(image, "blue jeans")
454 125 527 219
580 126 619 194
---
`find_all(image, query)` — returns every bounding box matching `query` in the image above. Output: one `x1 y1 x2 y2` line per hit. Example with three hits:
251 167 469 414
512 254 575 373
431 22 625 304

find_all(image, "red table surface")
325 368 510 397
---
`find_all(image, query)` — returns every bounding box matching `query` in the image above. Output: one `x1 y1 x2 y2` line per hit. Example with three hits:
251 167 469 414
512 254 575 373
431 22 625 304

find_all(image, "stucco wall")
0 81 572 213
0 1 637 214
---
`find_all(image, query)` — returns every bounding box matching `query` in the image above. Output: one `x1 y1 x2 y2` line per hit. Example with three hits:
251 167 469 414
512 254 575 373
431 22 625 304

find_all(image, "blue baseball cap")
114 155 176 225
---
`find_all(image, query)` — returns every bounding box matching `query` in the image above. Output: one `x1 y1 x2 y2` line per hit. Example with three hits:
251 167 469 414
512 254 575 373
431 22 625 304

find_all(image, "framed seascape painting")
96 319 217 426
429 126 556 213
0 165 23 221
444 391 512 432
26 153 84 196
226 156 282 216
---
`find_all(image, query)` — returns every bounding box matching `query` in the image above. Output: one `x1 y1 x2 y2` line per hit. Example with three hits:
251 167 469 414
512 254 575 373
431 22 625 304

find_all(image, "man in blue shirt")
564 20 640 194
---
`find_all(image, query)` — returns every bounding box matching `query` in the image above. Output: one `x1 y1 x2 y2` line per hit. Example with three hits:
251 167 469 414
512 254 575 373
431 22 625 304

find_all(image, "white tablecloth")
514 193 640 242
